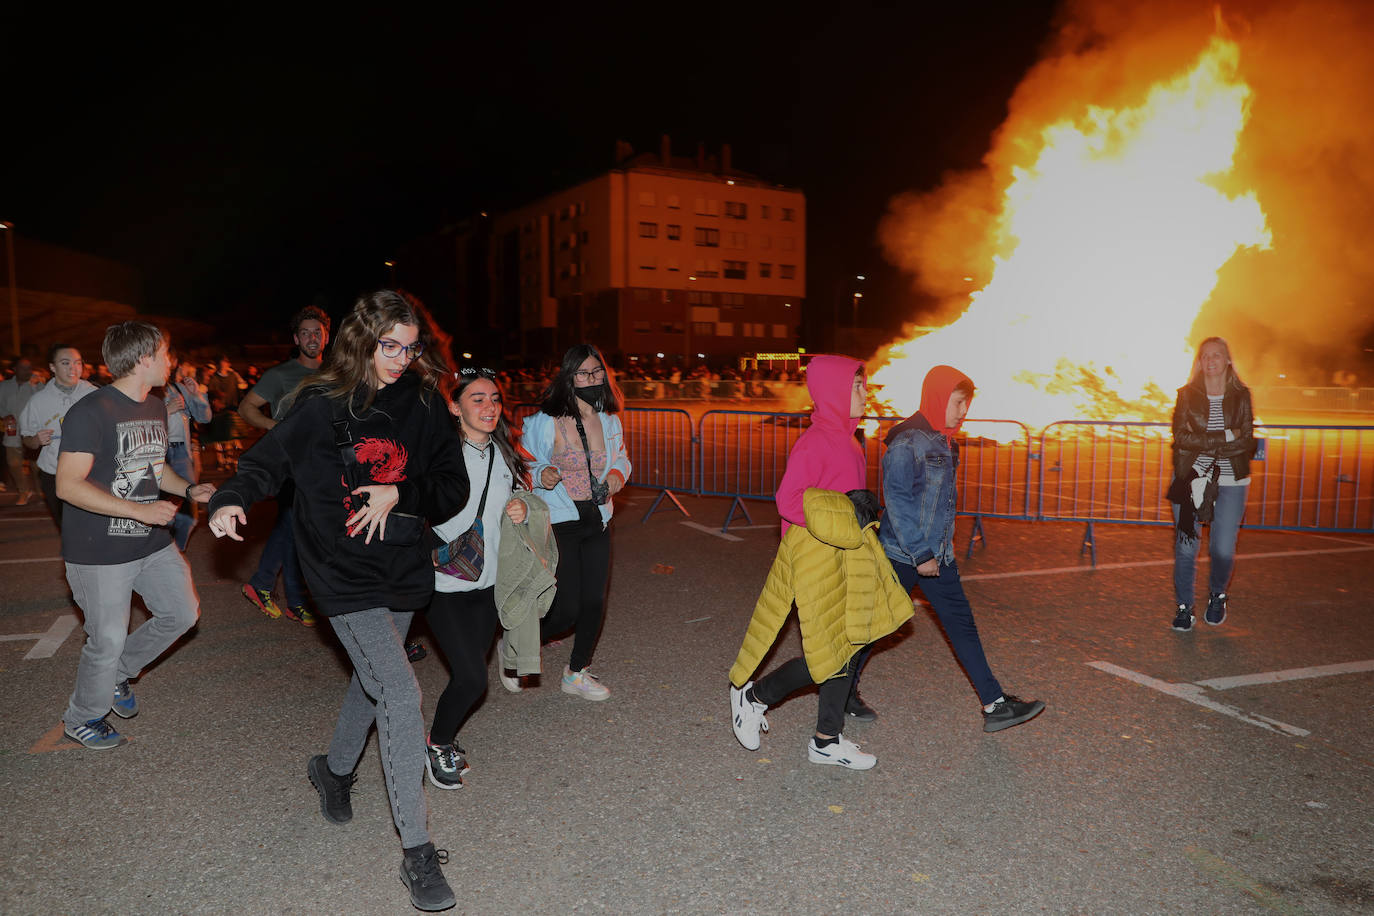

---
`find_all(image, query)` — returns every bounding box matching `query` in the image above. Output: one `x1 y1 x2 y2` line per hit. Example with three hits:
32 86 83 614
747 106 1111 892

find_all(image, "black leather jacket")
1171 376 1255 481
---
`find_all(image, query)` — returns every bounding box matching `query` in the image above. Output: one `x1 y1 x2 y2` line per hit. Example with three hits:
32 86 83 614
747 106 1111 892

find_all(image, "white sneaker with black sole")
807 734 876 770
730 681 769 750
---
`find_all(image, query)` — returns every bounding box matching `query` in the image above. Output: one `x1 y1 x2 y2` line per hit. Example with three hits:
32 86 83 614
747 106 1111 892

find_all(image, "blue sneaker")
111 679 138 719
65 716 128 750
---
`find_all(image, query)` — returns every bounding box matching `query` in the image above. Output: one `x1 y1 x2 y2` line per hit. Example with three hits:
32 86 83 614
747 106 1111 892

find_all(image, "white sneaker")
497 633 522 693
730 681 769 751
561 666 610 701
807 734 876 770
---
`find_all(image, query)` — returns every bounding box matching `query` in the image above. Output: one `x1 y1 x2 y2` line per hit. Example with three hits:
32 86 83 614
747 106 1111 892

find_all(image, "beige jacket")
495 490 559 675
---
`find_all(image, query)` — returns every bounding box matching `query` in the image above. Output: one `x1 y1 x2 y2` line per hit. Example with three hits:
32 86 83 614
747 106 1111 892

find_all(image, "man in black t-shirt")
57 322 216 750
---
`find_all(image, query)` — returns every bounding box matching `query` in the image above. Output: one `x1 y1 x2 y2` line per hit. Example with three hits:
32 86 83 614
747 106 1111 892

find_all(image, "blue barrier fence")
510 405 1374 554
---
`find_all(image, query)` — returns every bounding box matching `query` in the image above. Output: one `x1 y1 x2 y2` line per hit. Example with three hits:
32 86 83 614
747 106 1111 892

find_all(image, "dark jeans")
165 441 196 551
249 488 306 607
426 586 499 746
857 558 1003 706
752 652 860 737
38 469 62 531
540 501 610 672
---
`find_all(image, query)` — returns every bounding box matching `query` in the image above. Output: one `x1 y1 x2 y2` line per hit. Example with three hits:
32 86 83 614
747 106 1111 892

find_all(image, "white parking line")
1195 659 1374 690
0 557 62 564
680 521 743 542
1087 661 1310 736
0 614 79 659
964 543 1373 582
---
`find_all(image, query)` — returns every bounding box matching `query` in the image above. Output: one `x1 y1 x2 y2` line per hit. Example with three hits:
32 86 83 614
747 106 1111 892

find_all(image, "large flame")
869 37 1271 429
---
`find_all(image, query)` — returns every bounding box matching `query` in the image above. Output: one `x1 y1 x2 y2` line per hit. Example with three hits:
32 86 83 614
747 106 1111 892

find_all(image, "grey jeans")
326 608 429 849
63 543 200 727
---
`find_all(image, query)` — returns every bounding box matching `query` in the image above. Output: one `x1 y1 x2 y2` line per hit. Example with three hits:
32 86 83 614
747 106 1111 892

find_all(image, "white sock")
983 696 1005 713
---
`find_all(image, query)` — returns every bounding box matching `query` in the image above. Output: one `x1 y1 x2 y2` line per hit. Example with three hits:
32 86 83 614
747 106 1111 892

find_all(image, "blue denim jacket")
878 418 959 568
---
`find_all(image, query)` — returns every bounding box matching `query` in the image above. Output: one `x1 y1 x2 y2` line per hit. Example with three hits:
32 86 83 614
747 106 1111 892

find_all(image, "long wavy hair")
1186 336 1245 388
293 290 453 413
454 369 531 490
538 343 623 417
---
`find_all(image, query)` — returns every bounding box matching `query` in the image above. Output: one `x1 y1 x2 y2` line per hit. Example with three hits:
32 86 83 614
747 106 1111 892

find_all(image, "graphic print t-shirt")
59 385 172 565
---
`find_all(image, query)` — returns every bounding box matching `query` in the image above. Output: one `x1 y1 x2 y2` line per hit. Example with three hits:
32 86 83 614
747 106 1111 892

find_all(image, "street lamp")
1 221 17 355
384 260 397 287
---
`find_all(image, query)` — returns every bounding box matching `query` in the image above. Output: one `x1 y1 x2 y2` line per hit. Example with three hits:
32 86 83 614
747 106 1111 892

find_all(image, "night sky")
5 6 1060 342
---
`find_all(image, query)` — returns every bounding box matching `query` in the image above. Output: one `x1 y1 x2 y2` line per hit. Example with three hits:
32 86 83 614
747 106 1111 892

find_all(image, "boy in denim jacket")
870 365 1045 732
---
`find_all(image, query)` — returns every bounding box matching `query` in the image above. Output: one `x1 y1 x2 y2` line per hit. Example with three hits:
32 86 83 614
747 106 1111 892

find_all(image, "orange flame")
870 37 1271 430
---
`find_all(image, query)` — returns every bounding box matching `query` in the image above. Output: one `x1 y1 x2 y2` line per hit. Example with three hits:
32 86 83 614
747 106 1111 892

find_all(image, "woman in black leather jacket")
1169 336 1255 632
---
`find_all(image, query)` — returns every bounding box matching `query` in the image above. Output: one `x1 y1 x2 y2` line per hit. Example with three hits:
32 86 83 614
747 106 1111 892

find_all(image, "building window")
666 257 680 272
667 194 681 209
760 205 771 219
780 264 796 279
693 227 720 247
639 256 657 270
695 198 719 216
723 293 745 306
633 320 652 333
725 201 748 219
579 230 589 244
666 224 681 240
661 321 685 334
780 237 795 251
639 221 658 238
639 191 656 207
781 207 796 221
727 231 747 249
716 322 735 336
691 321 714 338
772 323 788 338
724 260 747 279
759 262 772 278
694 259 720 278
687 290 710 304
634 288 651 302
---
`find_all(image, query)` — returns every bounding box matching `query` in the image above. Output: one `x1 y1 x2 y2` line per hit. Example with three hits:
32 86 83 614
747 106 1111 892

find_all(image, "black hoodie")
209 372 469 616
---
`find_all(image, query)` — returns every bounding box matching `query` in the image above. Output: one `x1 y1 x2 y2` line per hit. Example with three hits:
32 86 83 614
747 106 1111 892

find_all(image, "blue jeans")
1172 484 1247 606
63 544 200 727
249 497 306 607
165 442 196 551
856 558 1004 706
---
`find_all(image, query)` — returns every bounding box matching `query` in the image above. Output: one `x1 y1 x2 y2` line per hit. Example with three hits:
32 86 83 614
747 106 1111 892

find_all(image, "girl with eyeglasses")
421 367 534 789
522 343 632 700
207 290 470 911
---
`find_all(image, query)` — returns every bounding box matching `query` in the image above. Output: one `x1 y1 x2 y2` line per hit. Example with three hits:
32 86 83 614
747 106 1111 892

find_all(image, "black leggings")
425 586 500 746
540 501 610 672
752 653 860 738
38 469 62 531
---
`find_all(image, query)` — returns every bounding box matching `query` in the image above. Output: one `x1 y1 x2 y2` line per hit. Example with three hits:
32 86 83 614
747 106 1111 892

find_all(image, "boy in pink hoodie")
729 355 879 770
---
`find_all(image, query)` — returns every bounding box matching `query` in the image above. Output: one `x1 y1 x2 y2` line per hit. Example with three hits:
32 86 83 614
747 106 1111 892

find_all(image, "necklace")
464 438 490 458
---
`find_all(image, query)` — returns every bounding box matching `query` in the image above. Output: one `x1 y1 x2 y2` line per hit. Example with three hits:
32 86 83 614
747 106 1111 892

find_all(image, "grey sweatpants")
326 608 429 849
63 543 199 728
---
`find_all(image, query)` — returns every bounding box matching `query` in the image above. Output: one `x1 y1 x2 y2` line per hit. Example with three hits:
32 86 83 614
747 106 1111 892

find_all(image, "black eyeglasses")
573 366 606 383
459 367 497 379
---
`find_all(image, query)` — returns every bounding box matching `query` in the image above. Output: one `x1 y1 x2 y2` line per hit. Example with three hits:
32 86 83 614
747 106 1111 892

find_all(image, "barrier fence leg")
641 489 691 524
722 497 754 534
965 515 986 559
1080 521 1097 567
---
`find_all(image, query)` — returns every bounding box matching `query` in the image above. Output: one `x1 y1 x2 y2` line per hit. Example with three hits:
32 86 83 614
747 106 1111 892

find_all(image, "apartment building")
491 140 805 364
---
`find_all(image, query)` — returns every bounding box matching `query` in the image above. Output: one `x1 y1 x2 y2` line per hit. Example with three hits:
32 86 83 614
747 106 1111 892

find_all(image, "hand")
606 471 625 496
36 428 54 446
540 466 562 489
916 558 940 577
209 505 247 541
346 484 399 544
136 500 179 527
187 482 216 504
166 391 186 412
504 497 527 524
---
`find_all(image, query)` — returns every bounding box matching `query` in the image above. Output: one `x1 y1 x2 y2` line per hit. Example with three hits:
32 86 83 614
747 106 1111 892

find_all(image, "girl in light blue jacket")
523 344 632 700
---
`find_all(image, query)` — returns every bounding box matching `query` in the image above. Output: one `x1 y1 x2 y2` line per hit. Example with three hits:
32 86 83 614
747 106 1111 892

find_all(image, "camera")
589 478 611 506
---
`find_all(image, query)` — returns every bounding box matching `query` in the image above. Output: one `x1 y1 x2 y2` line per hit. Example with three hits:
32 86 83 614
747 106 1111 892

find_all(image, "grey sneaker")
65 716 128 750
111 679 138 719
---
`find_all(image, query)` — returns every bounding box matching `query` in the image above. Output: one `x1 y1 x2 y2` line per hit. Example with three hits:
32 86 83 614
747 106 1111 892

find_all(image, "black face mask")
574 383 606 410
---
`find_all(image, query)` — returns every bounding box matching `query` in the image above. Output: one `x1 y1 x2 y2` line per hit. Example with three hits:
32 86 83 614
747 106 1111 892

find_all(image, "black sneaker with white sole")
1204 592 1227 626
424 739 469 790
1171 604 1195 632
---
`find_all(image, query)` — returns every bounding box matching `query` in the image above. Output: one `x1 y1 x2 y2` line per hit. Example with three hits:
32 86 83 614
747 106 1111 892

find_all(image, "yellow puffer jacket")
729 488 914 687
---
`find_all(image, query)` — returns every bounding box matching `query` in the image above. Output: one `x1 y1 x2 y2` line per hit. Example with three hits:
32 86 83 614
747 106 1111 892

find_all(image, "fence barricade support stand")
722 496 754 533
1080 520 1097 567
642 489 690 524
965 515 987 558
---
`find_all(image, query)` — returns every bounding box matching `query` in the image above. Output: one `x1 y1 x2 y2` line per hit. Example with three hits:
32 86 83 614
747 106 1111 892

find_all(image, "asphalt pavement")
1 484 1371 915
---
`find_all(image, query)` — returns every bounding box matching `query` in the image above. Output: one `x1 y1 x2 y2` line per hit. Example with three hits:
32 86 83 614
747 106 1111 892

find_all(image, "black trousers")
425 585 500 746
752 652 860 737
540 501 611 672
38 469 62 531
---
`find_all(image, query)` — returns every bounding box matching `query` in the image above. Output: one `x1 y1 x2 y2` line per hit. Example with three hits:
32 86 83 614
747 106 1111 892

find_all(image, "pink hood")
774 355 867 533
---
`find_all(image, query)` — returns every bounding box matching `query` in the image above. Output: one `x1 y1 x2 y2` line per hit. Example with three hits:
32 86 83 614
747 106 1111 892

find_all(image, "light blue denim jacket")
878 416 959 568
523 410 632 529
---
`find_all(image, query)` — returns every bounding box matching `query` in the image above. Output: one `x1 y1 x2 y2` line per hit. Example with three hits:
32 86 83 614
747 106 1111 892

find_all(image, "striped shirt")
1192 394 1248 485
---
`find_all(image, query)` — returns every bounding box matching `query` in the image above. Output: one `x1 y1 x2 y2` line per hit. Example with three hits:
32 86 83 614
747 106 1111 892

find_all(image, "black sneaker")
1171 604 1195 632
307 755 356 824
1204 592 1227 626
845 691 878 722
424 738 468 790
400 842 456 912
982 694 1046 733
